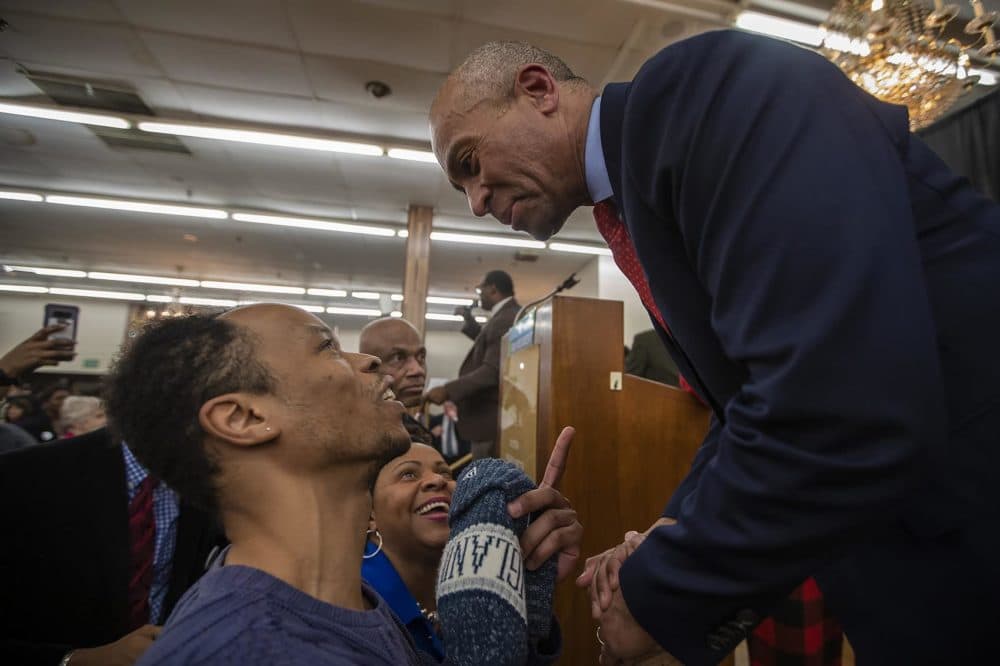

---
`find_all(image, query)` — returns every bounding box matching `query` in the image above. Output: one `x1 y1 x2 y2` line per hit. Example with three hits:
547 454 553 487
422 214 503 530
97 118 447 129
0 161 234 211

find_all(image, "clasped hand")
576 518 680 665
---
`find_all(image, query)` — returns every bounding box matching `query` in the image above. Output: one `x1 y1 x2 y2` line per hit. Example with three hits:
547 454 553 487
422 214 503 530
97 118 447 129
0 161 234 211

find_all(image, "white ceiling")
0 0 718 305
0 0 993 308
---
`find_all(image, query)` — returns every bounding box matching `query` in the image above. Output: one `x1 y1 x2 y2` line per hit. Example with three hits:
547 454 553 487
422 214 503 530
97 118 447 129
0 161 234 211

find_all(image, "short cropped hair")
450 41 586 106
481 270 514 297
104 313 275 513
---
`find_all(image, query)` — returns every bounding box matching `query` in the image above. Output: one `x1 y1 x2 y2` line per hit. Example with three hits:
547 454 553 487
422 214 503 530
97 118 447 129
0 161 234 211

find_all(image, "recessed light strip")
46 195 228 219
0 190 43 202
138 121 384 157
0 101 130 129
547 242 613 256
430 231 546 249
231 212 397 238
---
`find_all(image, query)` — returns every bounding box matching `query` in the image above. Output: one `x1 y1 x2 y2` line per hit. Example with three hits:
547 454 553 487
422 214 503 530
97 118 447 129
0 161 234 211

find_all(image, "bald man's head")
430 41 596 241
359 317 427 407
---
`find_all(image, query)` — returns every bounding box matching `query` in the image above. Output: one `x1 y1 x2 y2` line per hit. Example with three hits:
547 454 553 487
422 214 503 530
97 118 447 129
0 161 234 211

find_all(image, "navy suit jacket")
604 31 1000 664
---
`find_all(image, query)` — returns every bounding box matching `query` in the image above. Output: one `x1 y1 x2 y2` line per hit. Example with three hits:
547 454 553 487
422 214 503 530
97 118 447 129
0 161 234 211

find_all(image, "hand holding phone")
44 304 80 341
0 324 77 379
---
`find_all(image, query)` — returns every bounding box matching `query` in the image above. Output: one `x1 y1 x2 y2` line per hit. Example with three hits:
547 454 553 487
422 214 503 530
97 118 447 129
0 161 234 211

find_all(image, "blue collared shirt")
361 543 445 662
585 96 613 205
122 444 180 624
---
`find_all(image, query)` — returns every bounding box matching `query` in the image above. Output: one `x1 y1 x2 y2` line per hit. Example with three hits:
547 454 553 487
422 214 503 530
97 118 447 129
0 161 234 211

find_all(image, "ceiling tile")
0 11 162 78
171 83 324 128
304 53 444 113
139 31 312 96
287 0 453 72
458 0 650 48
116 0 300 50
0 0 122 21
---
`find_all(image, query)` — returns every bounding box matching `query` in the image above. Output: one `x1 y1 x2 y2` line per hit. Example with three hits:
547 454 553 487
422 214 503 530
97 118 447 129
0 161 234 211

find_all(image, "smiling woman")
363 443 455 661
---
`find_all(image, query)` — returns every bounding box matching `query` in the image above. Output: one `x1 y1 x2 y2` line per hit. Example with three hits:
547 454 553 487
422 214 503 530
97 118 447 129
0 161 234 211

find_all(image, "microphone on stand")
514 272 579 323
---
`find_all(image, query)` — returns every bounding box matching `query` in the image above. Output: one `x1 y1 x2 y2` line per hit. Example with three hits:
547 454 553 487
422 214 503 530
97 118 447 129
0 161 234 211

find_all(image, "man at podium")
429 33 1000 666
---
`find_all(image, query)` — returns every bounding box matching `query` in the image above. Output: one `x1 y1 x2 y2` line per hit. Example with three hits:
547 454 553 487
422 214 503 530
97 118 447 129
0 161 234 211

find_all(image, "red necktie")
127 475 157 630
593 200 670 333
594 201 700 396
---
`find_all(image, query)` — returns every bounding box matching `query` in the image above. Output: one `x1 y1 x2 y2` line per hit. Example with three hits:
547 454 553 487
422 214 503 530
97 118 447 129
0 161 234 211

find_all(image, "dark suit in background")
446 298 519 457
625 329 679 386
600 31 1000 665
0 427 223 665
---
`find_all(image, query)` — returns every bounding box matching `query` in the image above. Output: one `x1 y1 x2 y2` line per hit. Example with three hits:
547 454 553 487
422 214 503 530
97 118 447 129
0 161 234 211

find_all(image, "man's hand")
0 325 76 378
597 589 672 665
423 385 448 405
442 400 459 421
577 517 676 616
67 625 161 666
509 426 583 580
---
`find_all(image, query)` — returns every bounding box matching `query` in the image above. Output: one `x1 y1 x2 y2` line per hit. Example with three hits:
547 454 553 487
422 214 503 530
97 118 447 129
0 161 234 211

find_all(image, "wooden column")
402 204 433 337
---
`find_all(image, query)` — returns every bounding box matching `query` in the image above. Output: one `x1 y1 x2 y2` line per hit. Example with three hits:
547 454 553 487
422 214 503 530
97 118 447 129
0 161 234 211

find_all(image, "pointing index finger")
540 426 575 489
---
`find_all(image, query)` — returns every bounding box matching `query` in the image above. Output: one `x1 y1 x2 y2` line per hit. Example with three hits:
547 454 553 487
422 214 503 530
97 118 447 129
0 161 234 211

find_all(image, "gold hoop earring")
363 529 383 559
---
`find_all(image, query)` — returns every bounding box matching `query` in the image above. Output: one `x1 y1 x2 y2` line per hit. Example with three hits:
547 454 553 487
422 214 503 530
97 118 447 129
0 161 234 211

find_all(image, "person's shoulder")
142 569 290 664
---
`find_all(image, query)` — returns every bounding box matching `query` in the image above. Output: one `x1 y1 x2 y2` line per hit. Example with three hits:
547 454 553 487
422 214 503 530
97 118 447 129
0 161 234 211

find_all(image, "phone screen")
44 304 80 341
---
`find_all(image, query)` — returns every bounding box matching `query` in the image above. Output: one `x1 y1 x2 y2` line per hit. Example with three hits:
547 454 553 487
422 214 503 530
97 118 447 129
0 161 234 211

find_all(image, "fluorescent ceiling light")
238 300 325 313
291 303 325 313
425 313 464 322
426 295 475 306
179 296 238 307
5 265 87 278
0 284 49 293
145 295 174 303
88 271 200 287
397 229 409 238
475 316 488 323
750 0 830 22
231 212 397 238
200 280 305 295
0 101 130 129
548 242 612 256
391 294 404 301
307 287 348 297
326 306 382 316
430 231 546 249
46 195 228 219
387 148 438 163
390 310 403 318
735 11 823 46
138 121 384 156
0 190 43 202
352 291 381 300
50 287 145 301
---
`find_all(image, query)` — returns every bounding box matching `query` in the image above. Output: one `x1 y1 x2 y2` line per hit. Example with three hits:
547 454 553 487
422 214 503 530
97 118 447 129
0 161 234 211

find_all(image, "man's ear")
514 64 559 114
367 512 377 534
199 393 278 447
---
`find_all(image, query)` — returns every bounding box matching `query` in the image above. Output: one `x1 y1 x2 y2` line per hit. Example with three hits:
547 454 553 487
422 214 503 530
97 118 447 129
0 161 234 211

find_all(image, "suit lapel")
599 81 725 418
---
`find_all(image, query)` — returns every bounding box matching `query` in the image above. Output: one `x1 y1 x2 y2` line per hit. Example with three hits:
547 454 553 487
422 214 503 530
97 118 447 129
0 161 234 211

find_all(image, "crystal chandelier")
821 0 999 129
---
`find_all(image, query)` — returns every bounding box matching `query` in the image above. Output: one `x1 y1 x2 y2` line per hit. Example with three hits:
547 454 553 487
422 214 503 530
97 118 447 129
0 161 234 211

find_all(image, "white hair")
59 396 102 430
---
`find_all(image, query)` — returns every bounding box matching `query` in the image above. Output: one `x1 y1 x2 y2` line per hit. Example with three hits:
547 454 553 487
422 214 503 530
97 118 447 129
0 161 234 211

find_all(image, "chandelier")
820 0 999 129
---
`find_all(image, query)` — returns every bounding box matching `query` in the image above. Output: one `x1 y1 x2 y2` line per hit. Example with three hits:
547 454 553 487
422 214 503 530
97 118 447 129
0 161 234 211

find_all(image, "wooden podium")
499 295 712 664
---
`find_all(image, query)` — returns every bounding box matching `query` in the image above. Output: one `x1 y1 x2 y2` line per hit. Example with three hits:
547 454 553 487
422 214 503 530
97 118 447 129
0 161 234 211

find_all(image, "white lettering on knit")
436 522 527 623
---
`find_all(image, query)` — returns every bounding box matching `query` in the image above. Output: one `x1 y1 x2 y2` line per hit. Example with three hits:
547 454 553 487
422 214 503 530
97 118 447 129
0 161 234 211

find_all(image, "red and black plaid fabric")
748 577 843 666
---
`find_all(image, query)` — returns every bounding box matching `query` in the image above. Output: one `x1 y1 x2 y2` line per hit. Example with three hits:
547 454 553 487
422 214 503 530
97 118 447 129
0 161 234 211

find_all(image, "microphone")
514 272 579 323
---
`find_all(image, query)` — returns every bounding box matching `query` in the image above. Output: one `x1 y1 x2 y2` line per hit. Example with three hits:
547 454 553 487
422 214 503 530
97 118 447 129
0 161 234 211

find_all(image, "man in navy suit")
429 33 1000 665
